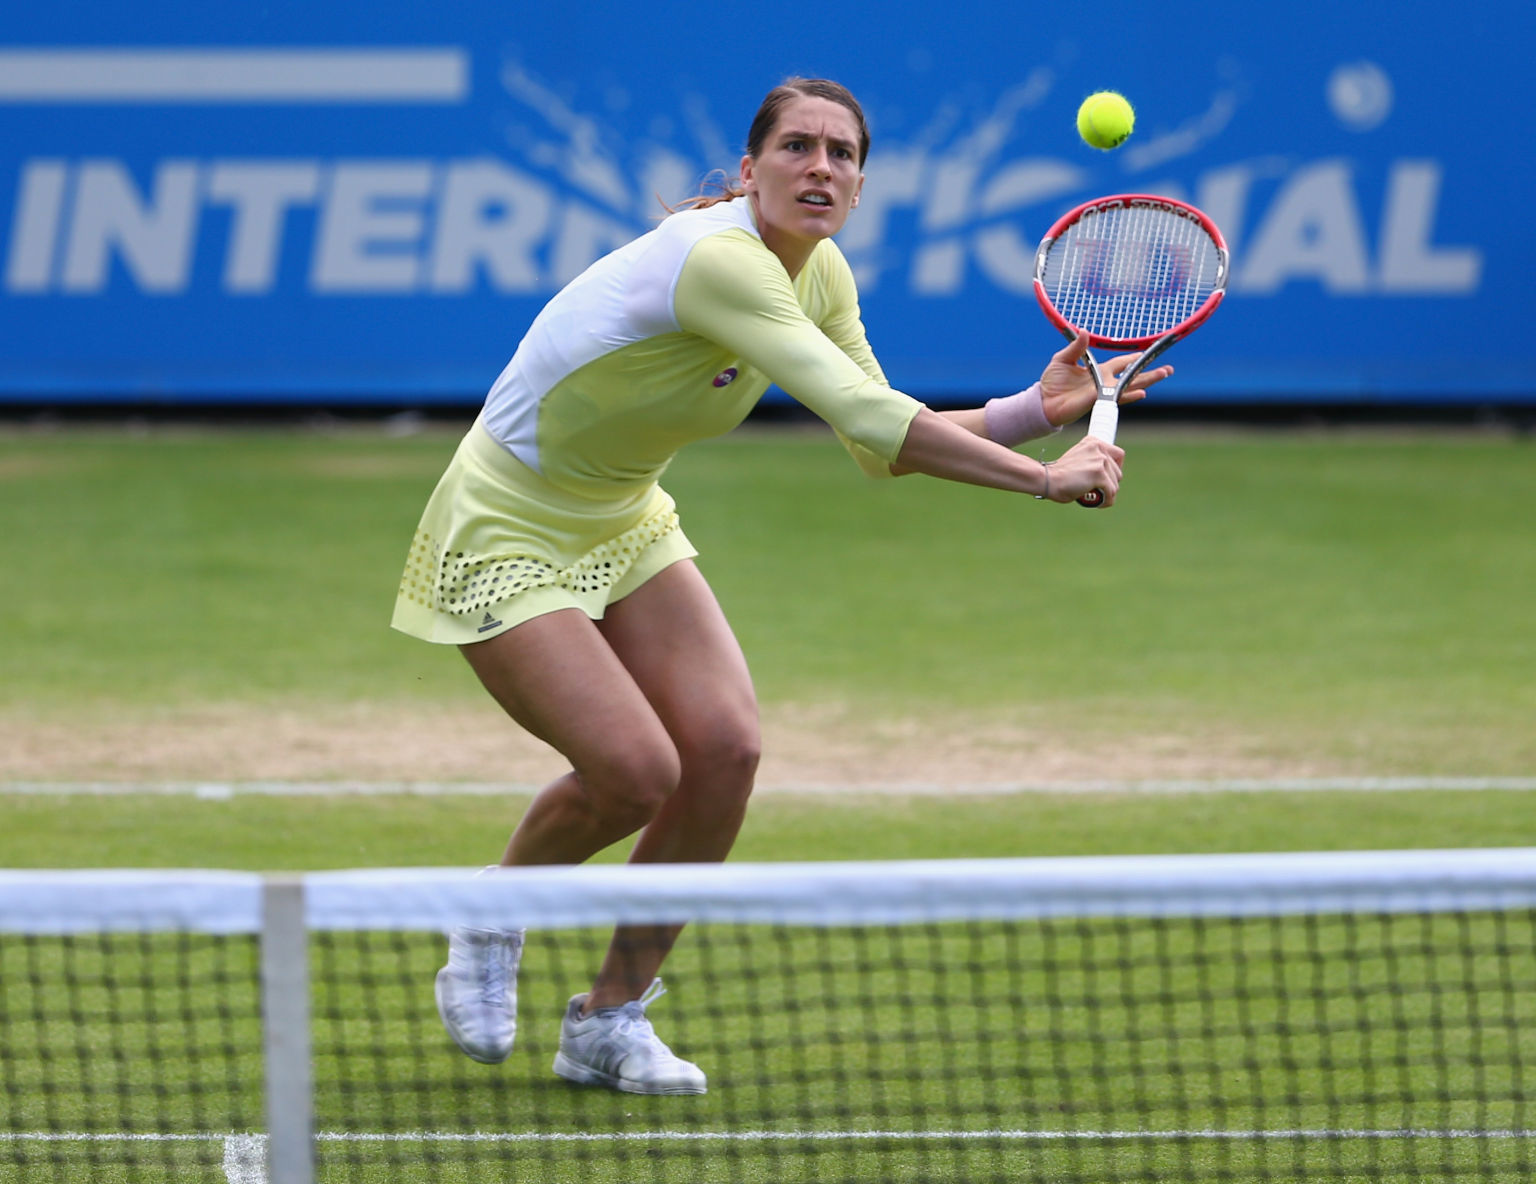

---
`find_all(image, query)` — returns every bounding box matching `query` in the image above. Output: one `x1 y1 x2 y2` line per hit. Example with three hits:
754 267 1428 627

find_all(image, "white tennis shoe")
434 925 525 1064
552 978 707 1095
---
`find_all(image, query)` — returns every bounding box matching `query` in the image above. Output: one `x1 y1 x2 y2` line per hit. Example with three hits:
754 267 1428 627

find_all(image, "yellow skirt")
390 417 697 645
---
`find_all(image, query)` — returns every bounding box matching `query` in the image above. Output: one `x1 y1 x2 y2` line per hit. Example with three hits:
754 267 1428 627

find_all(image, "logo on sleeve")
711 367 738 388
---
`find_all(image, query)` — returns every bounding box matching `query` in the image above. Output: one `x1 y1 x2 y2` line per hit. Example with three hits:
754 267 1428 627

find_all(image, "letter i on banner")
7 160 68 292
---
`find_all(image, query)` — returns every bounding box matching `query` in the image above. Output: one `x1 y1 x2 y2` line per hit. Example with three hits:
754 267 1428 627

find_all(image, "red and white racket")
1033 194 1229 506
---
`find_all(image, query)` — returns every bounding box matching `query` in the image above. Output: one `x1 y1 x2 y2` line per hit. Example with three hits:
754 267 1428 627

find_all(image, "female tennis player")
393 77 1172 1095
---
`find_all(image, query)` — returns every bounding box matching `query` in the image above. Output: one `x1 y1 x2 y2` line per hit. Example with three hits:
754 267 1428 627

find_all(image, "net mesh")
1 931 264 1180
3 854 1534 1183
1039 198 1225 344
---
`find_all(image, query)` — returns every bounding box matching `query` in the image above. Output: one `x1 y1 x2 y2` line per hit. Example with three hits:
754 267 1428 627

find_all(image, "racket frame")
1032 194 1229 505
1033 193 1229 351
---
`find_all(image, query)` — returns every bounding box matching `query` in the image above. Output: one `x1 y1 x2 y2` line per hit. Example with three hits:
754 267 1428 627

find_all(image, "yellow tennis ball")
1077 91 1135 150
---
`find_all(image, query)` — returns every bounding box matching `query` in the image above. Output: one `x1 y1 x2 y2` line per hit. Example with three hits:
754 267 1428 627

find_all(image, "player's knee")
587 742 682 831
722 728 762 792
682 717 761 800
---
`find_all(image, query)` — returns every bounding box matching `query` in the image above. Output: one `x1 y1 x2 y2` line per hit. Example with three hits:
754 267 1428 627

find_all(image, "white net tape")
5 849 1536 935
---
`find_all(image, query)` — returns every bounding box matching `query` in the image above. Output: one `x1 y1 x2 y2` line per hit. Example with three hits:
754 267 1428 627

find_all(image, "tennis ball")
1077 91 1135 150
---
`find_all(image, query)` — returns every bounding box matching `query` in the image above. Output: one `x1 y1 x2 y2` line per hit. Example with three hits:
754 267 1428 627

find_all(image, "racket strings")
1043 204 1222 343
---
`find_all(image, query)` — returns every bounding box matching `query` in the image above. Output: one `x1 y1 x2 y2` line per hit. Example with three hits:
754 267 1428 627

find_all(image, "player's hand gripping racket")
1033 194 1229 506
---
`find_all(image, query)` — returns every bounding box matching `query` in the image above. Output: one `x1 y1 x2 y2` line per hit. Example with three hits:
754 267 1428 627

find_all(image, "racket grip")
1078 397 1119 508
1086 397 1119 443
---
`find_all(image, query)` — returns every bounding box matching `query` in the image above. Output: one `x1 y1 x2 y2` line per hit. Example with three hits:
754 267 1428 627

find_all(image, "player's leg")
550 560 757 1095
462 608 687 866
438 608 685 1064
602 562 760 861
582 559 762 1007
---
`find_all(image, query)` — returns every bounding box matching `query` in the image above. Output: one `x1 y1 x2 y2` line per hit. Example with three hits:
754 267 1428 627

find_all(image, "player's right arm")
818 252 1127 500
813 246 1011 472
675 230 1117 503
673 231 923 471
810 241 1083 482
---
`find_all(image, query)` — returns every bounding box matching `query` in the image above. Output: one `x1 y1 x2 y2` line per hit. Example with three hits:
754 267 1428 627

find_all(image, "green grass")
1 423 1533 771
3 787 1536 870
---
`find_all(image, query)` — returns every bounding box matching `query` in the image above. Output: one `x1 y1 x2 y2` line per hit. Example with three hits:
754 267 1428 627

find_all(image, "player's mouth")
796 190 834 208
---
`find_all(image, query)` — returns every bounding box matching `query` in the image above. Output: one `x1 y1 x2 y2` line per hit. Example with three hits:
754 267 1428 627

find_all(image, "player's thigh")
459 608 677 787
598 560 761 765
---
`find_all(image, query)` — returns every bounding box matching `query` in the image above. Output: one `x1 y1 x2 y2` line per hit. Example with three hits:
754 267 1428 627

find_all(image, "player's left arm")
908 334 1174 444
878 334 1175 474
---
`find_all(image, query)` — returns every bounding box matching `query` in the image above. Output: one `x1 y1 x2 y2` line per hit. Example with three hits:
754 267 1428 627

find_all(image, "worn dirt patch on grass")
0 701 1332 789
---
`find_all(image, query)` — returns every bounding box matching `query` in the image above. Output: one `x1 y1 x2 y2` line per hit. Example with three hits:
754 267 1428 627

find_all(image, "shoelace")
480 942 509 1007
476 932 521 1008
611 979 672 1052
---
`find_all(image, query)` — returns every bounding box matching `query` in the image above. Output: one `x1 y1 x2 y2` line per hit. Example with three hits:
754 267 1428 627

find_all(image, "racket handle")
1086 396 1119 443
1078 397 1119 508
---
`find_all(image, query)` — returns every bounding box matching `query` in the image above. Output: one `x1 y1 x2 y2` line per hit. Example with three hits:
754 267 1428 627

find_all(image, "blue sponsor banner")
1 2 1530 405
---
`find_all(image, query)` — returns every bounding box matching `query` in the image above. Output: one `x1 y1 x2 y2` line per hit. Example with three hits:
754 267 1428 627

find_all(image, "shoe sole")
434 968 513 1065
552 1051 706 1095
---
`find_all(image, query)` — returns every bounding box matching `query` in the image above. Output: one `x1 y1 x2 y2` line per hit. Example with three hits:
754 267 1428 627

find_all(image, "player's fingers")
1053 330 1091 367
1126 363 1174 390
1081 436 1124 465
1065 436 1123 507
1100 459 1122 506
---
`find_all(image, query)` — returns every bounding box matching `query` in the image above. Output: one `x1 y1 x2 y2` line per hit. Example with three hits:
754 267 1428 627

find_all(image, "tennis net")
2 849 1534 1183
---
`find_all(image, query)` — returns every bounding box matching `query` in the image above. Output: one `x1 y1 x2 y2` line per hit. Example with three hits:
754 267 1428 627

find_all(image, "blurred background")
3 1 1532 416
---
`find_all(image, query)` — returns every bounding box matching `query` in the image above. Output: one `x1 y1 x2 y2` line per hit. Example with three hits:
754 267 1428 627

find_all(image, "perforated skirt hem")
390 419 698 645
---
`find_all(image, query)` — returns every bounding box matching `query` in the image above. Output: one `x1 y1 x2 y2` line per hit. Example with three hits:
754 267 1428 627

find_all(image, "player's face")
741 96 865 276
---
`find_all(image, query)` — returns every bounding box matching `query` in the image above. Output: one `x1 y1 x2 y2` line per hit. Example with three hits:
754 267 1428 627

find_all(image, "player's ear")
740 154 757 194
851 175 864 208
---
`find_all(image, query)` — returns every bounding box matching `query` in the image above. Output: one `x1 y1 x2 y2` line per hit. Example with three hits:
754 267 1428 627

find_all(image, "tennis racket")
1033 194 1229 506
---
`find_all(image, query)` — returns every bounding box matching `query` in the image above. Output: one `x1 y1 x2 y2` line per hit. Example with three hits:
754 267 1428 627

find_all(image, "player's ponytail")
664 169 746 213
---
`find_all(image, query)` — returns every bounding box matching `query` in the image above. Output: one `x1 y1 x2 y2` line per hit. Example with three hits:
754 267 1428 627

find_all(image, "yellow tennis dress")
392 198 925 645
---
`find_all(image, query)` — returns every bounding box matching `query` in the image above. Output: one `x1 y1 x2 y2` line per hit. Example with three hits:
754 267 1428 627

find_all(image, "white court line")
3 1133 223 1141
0 49 467 103
10 1127 1533 1141
12 1124 1536 1184
312 1126 1534 1142
3 777 1535 798
1 1127 1525 1183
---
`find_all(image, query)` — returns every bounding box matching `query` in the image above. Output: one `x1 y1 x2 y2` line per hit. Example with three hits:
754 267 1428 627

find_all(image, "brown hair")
670 78 870 212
